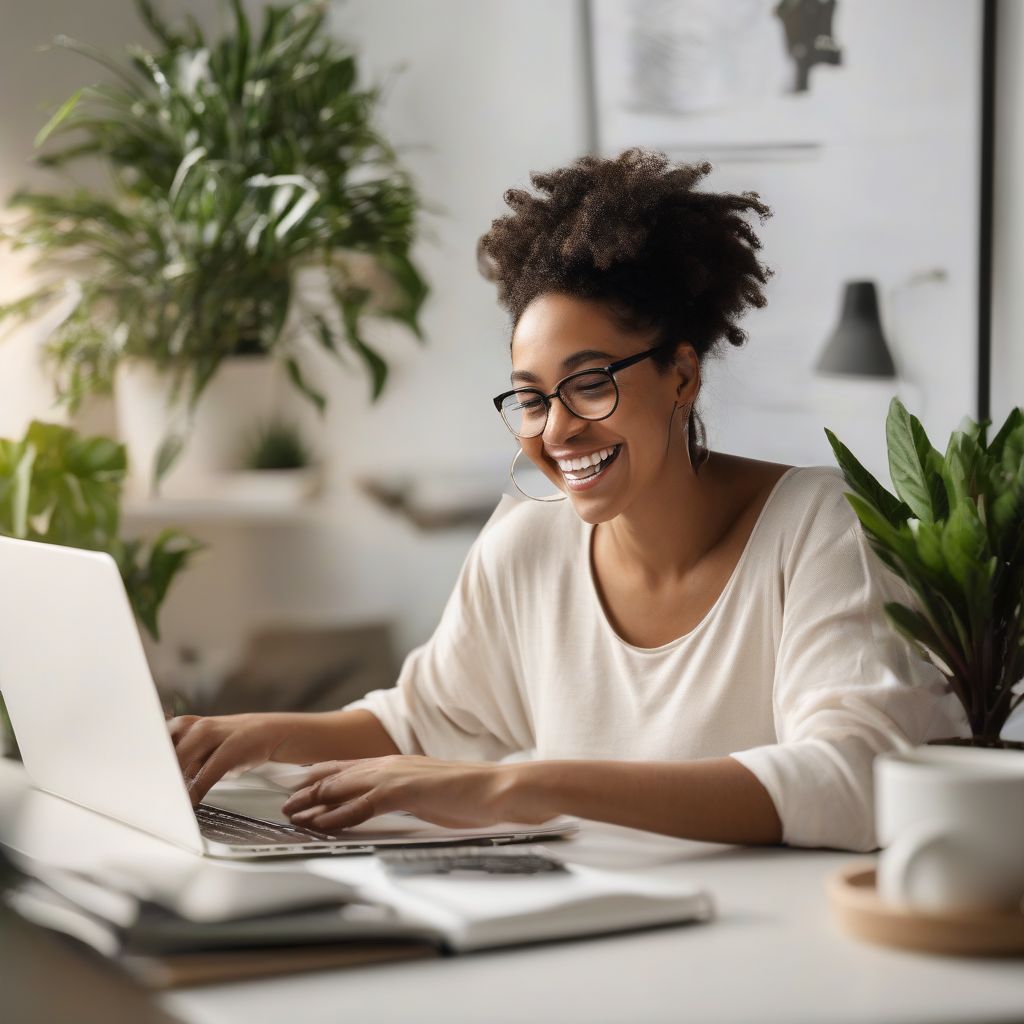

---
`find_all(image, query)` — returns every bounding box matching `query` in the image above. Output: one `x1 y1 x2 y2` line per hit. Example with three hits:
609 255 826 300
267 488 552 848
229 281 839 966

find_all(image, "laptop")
0 535 577 859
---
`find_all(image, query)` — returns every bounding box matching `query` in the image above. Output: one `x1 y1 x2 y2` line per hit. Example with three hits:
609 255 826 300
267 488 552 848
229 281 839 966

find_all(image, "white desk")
2 759 1022 1024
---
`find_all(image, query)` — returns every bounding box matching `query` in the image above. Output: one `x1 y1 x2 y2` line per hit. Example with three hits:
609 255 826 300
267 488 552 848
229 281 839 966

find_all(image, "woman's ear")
673 345 699 399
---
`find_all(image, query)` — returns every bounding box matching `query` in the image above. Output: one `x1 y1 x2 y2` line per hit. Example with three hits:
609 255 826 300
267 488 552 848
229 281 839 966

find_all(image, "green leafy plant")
0 421 201 640
243 418 312 470
826 399 1024 746
0 0 428 476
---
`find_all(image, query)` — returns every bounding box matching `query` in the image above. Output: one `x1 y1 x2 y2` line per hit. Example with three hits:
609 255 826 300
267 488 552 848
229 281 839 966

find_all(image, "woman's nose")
543 397 586 445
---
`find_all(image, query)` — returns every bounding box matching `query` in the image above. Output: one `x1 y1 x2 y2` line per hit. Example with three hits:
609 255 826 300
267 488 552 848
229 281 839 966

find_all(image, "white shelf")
122 497 330 525
122 468 328 525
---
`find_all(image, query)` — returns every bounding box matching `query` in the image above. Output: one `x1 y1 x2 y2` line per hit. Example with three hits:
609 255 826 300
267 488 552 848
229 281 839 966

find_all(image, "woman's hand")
281 755 551 832
168 713 298 806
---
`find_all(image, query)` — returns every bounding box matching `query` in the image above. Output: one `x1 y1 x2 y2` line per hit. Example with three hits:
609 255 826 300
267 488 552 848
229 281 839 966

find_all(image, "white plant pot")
202 467 322 506
115 356 284 499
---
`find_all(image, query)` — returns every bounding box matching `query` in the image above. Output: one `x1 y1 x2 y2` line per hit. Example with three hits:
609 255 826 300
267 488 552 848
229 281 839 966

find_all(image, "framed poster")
586 0 991 478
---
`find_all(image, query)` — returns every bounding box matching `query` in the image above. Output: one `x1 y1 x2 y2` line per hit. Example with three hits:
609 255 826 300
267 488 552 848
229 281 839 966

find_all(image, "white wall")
584 0 983 481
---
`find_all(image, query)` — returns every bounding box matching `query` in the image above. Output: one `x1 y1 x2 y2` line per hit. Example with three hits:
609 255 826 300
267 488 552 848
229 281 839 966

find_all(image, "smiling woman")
169 149 969 853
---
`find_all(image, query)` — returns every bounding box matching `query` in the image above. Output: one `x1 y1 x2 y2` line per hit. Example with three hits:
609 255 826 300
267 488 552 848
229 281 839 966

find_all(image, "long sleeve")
729 512 971 853
343 500 534 761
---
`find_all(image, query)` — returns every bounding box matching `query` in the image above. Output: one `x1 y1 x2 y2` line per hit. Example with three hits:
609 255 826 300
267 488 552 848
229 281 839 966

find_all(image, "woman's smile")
548 443 623 491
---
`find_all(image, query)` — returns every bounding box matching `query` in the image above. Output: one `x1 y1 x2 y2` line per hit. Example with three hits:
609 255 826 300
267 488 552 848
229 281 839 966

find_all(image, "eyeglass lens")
500 371 617 437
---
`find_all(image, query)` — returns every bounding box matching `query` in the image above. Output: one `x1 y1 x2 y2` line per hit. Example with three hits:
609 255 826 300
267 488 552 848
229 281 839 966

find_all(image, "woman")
171 150 966 852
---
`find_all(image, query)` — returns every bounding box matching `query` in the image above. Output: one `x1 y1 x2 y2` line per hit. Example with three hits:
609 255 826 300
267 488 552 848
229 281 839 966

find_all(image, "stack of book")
2 845 714 989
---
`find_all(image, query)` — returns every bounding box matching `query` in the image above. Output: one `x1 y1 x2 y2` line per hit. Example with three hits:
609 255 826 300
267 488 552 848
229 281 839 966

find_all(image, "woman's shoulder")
473 492 580 570
716 457 859 560
717 457 850 527
758 463 863 557
773 463 850 509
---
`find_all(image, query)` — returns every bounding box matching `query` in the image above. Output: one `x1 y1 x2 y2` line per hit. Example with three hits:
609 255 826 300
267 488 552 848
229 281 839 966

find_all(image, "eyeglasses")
493 346 661 439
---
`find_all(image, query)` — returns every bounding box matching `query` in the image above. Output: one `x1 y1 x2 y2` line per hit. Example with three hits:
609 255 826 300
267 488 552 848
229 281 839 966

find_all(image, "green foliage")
0 420 201 641
0 0 428 430
825 400 1024 742
243 418 312 470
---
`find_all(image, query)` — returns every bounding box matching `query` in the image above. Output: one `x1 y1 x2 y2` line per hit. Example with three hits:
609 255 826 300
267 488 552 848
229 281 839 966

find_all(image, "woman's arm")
280 751 783 845
275 709 402 762
503 757 783 845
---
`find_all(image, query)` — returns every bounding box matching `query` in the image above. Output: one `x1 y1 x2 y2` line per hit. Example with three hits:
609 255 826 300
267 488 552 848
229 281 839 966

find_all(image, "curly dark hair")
478 148 773 367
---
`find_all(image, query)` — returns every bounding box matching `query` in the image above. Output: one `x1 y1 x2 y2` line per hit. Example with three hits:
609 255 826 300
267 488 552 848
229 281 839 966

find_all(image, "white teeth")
556 446 619 481
557 448 614 472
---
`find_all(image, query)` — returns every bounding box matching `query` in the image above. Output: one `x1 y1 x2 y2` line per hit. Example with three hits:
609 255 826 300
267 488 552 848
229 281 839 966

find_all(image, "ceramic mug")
874 746 1024 913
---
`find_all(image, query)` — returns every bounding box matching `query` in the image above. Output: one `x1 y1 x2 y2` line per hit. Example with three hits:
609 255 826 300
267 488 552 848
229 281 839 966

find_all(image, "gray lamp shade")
815 280 897 378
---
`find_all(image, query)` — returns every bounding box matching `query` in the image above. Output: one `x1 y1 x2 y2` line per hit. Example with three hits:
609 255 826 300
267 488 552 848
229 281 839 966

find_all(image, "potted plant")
219 416 321 504
0 420 201 756
825 398 1024 749
0 0 428 493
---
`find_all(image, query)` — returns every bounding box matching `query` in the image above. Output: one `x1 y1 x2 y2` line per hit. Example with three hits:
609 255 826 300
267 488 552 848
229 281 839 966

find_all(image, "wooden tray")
827 862 1024 957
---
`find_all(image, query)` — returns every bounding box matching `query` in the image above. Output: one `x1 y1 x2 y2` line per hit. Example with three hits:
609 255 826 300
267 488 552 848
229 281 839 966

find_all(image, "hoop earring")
509 447 567 502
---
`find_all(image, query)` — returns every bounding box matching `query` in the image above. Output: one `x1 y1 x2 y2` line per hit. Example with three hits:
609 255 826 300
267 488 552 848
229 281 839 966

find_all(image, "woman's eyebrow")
509 349 614 385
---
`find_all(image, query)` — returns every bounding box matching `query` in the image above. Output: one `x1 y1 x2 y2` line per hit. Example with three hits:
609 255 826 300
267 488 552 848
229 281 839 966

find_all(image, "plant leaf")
153 431 186 494
843 492 918 565
34 88 85 148
989 406 1024 464
941 501 991 589
336 287 388 400
376 249 429 339
285 356 326 414
824 427 911 527
11 443 37 540
117 528 203 640
886 397 944 523
136 0 186 49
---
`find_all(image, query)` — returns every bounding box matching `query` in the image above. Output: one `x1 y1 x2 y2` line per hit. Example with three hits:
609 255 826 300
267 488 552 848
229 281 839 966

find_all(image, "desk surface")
2 759 1022 1024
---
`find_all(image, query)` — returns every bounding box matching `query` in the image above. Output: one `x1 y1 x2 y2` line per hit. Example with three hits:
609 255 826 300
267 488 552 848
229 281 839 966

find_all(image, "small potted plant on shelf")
826 398 1024 749
0 0 429 495
0 420 201 757
219 417 321 505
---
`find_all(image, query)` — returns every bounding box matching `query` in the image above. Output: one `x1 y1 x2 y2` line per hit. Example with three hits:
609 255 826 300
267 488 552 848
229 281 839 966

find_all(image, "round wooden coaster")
827 862 1024 957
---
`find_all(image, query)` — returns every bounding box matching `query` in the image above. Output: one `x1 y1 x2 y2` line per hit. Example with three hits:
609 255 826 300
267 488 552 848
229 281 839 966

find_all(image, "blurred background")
0 0 1018 721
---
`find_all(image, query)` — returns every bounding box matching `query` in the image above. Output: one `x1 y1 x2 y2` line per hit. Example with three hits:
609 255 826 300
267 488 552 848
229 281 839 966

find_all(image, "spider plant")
0 0 428 480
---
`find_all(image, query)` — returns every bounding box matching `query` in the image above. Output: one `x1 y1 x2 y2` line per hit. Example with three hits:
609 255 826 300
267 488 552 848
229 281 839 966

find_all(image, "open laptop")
0 535 577 859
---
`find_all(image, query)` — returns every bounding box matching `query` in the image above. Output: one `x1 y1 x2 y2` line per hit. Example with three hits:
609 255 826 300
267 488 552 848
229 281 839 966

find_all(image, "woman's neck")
599 451 729 588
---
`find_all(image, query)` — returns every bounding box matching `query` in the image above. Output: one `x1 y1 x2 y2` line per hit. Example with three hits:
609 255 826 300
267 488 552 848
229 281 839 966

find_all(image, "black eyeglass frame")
492 346 662 438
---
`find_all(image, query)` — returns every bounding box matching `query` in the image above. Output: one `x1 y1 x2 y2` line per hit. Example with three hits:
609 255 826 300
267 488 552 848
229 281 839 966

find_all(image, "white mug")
874 746 1024 913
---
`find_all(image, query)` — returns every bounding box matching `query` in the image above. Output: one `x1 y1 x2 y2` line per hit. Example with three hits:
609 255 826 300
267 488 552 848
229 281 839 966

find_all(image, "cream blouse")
345 466 970 851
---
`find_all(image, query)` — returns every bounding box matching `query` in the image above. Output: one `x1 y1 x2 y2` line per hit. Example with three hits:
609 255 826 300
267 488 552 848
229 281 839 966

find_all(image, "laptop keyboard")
196 803 337 847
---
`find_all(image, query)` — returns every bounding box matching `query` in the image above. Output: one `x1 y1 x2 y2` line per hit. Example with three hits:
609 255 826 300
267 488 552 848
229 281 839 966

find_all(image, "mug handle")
877 818 953 907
